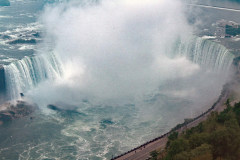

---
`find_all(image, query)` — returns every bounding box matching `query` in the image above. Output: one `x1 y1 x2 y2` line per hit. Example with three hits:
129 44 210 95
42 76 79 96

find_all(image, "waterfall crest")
4 53 62 100
172 37 234 72
2 37 234 101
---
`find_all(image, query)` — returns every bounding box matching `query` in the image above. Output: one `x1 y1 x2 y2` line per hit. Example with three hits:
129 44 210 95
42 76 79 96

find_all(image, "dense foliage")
156 101 240 160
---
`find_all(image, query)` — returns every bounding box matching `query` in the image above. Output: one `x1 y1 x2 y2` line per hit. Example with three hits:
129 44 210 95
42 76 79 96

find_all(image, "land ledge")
111 82 233 160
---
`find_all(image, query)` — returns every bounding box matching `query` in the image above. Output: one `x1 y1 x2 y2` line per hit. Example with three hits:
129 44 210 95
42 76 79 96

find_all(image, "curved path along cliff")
112 84 231 160
187 4 240 13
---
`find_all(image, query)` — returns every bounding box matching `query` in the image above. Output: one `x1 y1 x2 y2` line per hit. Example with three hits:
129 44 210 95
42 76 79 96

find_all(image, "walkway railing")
111 83 229 160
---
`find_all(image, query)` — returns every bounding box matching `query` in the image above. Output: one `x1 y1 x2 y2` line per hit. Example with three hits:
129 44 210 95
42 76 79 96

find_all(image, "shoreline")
111 82 231 160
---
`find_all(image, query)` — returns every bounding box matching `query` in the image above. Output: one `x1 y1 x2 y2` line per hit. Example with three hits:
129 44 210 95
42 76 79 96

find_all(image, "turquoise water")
0 0 43 65
0 96 196 159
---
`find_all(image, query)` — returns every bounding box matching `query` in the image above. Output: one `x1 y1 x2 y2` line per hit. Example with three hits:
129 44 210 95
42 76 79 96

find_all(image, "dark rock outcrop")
47 104 61 111
47 104 85 116
0 100 38 124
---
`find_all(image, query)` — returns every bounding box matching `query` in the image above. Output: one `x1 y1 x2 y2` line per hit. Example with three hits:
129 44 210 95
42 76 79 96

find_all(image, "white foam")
233 37 240 41
0 15 13 18
201 35 217 39
18 45 35 50
1 58 17 63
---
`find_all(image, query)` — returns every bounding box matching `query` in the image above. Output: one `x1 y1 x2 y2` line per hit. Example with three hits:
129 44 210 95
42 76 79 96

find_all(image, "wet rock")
20 93 24 97
47 104 60 111
0 100 38 124
47 104 86 116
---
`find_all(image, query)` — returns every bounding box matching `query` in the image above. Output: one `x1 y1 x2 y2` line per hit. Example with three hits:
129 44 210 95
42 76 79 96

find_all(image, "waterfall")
2 37 234 101
4 53 62 100
172 37 234 72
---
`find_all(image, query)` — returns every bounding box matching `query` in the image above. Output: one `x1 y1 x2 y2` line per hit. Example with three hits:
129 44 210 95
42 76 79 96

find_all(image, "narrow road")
115 137 168 160
187 4 240 12
112 86 230 160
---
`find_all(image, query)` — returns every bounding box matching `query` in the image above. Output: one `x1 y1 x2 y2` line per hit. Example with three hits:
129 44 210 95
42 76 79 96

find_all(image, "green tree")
190 143 213 160
189 133 209 149
162 101 240 160
150 150 158 160
167 138 189 159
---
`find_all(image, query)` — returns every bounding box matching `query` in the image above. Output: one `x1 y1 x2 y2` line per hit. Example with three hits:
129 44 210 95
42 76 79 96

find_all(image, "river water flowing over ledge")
0 36 234 160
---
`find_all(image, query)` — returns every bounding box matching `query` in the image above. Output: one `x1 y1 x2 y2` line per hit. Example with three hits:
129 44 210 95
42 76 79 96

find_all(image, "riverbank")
161 97 240 159
112 82 232 160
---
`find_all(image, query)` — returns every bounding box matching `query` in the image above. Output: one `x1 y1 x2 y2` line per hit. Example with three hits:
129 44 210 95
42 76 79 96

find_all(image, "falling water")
2 37 234 101
172 37 234 71
4 53 62 100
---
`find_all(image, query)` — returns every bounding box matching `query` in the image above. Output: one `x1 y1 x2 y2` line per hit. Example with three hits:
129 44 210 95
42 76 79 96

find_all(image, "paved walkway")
112 86 230 160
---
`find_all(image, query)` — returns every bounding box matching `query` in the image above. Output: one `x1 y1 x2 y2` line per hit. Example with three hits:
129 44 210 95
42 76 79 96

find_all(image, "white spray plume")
28 0 230 108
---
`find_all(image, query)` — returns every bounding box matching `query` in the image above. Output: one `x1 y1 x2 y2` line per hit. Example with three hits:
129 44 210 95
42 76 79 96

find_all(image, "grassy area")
151 100 240 160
